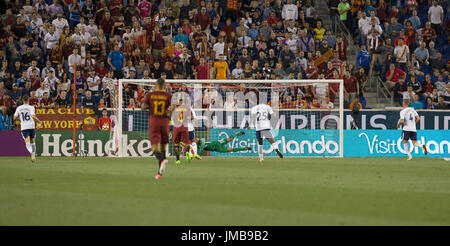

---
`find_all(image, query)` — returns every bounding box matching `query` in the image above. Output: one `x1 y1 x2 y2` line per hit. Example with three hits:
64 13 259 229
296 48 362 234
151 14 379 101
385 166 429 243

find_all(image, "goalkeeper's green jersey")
197 138 228 155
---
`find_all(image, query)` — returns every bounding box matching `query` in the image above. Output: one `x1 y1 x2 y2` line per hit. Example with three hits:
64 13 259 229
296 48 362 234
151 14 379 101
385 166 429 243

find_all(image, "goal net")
111 79 344 158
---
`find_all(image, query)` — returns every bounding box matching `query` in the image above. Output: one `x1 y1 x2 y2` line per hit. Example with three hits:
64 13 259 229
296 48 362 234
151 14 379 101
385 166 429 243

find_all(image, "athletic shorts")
256 129 273 140
402 131 417 141
189 131 195 140
149 120 170 144
21 129 36 140
173 127 190 144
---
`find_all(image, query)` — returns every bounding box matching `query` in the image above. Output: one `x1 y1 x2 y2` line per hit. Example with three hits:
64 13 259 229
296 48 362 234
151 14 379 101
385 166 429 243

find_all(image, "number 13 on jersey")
153 100 166 116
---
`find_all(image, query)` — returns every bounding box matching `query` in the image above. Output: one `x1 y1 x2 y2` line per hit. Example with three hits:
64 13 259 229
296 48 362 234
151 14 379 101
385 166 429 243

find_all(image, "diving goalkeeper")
186 131 251 162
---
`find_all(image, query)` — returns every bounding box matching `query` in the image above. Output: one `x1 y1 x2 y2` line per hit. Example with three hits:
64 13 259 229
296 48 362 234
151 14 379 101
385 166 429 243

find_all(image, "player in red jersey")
172 98 192 164
142 78 174 179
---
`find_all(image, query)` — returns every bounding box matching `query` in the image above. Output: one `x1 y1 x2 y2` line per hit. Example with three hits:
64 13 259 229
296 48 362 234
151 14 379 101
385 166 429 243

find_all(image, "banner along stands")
29 130 450 158
35 107 98 131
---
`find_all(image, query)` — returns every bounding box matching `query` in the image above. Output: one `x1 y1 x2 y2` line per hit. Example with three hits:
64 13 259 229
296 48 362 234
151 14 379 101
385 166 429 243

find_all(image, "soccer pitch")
0 157 449 225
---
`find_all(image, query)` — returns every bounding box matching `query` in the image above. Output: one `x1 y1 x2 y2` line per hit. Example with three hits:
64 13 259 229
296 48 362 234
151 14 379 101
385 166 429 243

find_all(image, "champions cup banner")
36 108 98 131
121 110 450 131
210 129 450 158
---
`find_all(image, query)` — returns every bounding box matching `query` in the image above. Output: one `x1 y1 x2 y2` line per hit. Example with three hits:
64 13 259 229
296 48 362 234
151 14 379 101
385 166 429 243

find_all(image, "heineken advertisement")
36 131 162 157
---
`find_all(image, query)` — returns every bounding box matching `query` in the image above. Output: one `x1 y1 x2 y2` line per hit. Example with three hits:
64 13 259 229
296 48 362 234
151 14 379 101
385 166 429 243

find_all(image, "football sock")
258 144 263 160
271 143 278 151
161 152 166 161
25 142 32 154
154 151 163 164
404 143 412 158
31 143 36 154
413 142 423 148
191 142 198 155
174 145 180 161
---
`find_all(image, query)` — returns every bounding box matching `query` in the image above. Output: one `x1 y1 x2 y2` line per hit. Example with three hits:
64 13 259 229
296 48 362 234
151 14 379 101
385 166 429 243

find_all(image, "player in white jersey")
13 95 42 162
397 100 428 160
185 104 200 162
248 104 283 163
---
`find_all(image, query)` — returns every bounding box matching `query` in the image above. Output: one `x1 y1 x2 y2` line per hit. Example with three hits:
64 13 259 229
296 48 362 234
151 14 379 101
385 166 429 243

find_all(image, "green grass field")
0 156 449 225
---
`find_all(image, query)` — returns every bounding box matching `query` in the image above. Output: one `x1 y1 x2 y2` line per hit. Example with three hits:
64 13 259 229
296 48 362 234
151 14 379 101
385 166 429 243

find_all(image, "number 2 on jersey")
153 101 166 116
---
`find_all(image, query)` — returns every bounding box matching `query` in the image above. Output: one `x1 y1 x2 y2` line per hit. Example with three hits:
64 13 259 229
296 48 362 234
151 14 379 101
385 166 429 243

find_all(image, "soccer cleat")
155 174 162 179
193 154 202 160
176 160 181 164
275 149 284 158
159 159 168 174
422 146 428 155
244 147 251 151
407 157 413 161
31 153 36 163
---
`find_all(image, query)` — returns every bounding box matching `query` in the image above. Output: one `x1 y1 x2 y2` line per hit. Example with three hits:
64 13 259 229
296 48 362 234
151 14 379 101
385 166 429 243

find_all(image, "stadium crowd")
0 0 449 130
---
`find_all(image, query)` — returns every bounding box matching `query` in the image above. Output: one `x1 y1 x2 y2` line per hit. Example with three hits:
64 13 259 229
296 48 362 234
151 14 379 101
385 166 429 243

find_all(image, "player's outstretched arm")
415 115 420 123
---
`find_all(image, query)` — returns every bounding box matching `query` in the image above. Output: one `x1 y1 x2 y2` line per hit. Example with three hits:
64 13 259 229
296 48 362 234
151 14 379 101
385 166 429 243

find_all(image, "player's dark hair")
22 95 29 102
156 78 165 89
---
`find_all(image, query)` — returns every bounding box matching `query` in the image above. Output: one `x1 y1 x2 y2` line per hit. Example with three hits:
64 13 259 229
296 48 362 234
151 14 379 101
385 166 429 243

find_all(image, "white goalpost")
111 79 344 158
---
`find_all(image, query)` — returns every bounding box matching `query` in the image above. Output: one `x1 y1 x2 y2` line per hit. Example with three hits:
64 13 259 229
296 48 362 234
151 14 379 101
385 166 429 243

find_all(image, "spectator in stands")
338 0 351 30
82 90 96 111
356 44 370 72
444 84 450 105
428 0 444 35
35 81 50 100
309 96 321 109
0 82 7 98
68 48 82 79
54 90 71 108
344 70 359 104
394 38 410 73
421 21 437 46
403 84 415 102
385 63 406 91
435 96 448 109
386 17 402 46
367 28 383 76
9 83 22 102
421 75 435 98
409 94 424 109
107 44 125 79
414 42 430 68
435 75 446 94
39 91 54 108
